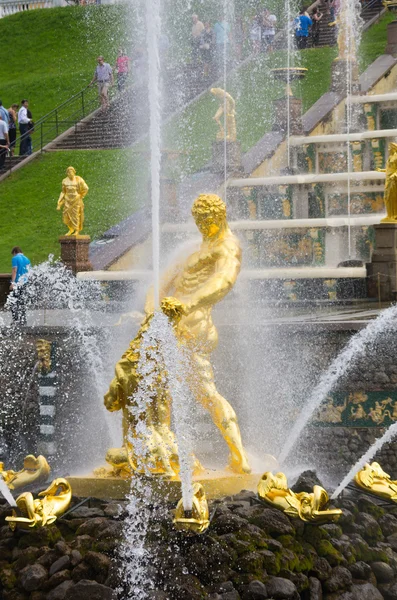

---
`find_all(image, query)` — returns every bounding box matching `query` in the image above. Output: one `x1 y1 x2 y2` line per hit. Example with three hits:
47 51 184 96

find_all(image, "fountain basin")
67 469 266 501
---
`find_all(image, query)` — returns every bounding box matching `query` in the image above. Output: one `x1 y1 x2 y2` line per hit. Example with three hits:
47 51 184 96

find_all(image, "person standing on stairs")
90 56 114 111
7 104 18 156
0 114 9 169
310 7 323 47
18 100 32 156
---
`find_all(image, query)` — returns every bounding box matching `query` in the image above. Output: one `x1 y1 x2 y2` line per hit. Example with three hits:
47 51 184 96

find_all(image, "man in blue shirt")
294 8 312 49
9 246 30 324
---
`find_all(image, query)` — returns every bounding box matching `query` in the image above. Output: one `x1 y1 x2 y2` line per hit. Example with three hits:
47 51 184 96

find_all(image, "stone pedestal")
366 223 397 301
272 97 303 136
59 235 93 274
331 59 359 94
211 141 242 174
386 21 397 57
0 274 11 306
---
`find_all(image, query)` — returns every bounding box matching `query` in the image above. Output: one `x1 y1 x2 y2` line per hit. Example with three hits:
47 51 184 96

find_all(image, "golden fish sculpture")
6 478 72 531
0 455 51 491
173 483 210 535
257 472 342 523
354 462 397 501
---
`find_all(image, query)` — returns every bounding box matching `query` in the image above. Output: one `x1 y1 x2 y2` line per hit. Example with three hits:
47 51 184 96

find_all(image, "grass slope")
0 150 145 272
0 6 130 120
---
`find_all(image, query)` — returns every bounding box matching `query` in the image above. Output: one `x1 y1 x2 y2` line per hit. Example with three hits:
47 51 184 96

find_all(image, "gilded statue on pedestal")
0 455 50 491
6 478 72 530
354 462 397 501
257 472 342 523
210 88 237 142
104 194 250 477
57 166 89 236
173 483 210 534
378 143 397 222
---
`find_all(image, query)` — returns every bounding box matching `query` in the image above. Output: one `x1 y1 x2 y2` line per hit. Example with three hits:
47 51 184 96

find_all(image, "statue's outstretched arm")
186 249 240 311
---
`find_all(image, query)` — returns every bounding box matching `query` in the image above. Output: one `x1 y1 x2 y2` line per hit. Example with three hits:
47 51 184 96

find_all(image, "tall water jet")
279 303 397 465
332 0 363 256
146 0 162 308
331 420 397 499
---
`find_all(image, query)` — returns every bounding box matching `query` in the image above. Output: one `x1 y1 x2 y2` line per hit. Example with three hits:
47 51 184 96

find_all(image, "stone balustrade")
0 0 65 17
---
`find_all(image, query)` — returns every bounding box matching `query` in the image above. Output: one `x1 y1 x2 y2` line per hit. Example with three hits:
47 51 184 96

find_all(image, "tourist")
261 8 277 53
114 48 130 92
7 104 18 156
26 108 34 155
90 56 114 111
249 13 262 55
200 21 215 77
18 100 32 156
213 17 231 70
0 100 9 125
233 16 245 62
311 7 323 47
294 8 312 50
191 14 204 65
0 114 9 169
9 246 30 325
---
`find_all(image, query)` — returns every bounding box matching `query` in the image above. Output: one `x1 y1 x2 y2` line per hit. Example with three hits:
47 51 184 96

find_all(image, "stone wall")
3 485 397 599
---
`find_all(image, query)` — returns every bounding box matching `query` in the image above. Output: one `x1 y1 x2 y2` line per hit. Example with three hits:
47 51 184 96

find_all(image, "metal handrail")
2 82 110 174
361 0 384 20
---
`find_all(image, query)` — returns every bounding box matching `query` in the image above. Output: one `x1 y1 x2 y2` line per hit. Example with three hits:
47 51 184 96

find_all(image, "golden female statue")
378 143 397 222
210 88 237 142
57 166 89 236
104 194 250 476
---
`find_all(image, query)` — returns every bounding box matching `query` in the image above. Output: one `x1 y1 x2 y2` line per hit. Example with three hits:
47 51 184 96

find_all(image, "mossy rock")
235 527 269 549
357 498 385 519
277 535 304 555
234 550 264 576
259 549 281 575
0 566 17 590
17 526 62 549
302 525 331 548
295 553 315 573
317 540 344 566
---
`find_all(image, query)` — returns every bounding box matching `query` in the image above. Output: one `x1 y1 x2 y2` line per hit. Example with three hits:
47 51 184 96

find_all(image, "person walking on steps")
9 246 30 325
90 56 114 111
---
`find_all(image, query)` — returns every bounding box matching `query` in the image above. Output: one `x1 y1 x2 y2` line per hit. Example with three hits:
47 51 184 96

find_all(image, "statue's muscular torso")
170 230 241 351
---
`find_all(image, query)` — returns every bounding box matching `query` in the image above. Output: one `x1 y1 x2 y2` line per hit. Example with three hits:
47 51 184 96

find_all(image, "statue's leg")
189 352 251 474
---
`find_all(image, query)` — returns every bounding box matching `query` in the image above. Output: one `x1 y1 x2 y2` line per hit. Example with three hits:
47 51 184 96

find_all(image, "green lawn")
0 150 146 272
0 5 131 120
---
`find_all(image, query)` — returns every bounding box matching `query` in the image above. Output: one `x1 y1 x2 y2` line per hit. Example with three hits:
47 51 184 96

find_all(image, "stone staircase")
51 65 216 151
0 155 27 176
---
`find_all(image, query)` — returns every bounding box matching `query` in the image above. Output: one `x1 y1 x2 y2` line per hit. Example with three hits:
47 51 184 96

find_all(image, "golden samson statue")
104 194 250 477
57 166 89 236
378 142 397 222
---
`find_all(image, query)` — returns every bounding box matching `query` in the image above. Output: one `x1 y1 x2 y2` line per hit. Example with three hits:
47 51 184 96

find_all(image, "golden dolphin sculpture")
354 462 397 501
6 478 72 530
173 483 210 535
0 455 51 491
257 472 342 523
